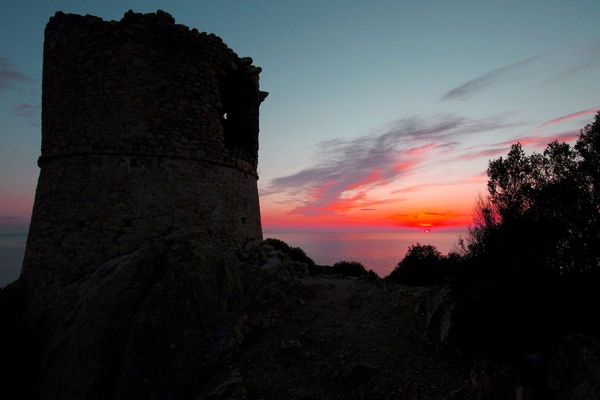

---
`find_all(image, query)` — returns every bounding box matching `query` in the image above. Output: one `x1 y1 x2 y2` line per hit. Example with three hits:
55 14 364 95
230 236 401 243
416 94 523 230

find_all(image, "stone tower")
22 10 267 287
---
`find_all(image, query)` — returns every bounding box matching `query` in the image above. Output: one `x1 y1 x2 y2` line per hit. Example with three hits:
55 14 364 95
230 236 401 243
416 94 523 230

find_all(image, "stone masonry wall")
21 10 267 287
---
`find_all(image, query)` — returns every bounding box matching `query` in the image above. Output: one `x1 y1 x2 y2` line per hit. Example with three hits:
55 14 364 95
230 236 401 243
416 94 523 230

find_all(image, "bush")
331 261 368 277
387 244 450 285
264 238 315 267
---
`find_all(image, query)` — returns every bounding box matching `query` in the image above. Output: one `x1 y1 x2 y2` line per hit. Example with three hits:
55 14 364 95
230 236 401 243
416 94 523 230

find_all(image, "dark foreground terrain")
2 238 598 399
208 273 512 400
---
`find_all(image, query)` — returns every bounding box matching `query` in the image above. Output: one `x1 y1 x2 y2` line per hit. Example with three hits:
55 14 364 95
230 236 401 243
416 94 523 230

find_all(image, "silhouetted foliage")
264 238 315 267
468 121 600 276
389 113 600 357
450 111 600 356
388 244 450 285
331 261 368 277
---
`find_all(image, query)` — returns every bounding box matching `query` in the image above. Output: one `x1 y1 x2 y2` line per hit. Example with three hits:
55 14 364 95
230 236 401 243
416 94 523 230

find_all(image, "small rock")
421 285 458 347
515 386 533 400
206 376 245 400
262 256 280 270
331 362 379 383
280 338 302 351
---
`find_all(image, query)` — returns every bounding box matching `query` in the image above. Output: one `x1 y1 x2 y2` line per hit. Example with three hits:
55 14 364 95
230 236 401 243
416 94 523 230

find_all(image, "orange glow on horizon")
261 204 473 231
388 210 472 229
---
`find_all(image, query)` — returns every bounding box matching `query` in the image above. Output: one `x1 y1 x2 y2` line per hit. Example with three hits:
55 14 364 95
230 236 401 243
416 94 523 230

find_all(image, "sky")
1 0 599 234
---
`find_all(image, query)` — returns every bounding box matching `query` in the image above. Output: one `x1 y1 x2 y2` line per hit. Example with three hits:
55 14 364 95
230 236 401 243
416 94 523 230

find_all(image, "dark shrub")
264 238 315 267
366 269 381 282
331 261 368 277
387 244 449 285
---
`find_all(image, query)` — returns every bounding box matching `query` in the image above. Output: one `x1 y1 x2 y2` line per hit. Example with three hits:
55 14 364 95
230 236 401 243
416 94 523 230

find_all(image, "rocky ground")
5 238 595 399
206 273 514 400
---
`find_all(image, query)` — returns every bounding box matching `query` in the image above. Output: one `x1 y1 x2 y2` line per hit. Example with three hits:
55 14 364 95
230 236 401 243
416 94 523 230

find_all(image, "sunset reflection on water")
264 229 466 277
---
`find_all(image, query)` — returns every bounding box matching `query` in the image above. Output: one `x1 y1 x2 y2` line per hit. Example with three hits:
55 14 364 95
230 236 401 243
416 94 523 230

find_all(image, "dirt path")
228 275 483 400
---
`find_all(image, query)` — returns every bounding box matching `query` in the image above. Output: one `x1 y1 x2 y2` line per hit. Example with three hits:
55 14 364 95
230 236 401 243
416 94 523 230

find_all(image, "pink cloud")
458 147 508 161
308 180 339 200
393 159 419 173
404 143 438 157
273 143 436 217
503 130 580 148
345 169 384 191
266 113 517 219
539 107 598 127
456 130 581 164
391 174 488 194
289 191 400 217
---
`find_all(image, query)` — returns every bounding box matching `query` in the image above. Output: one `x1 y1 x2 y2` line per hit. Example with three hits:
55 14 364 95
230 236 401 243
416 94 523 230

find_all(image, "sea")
0 233 27 288
263 230 466 277
0 229 466 287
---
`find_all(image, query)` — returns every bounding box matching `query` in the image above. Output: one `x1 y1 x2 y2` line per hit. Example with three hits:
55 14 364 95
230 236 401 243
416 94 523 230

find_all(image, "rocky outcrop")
25 235 245 399
415 285 459 347
1 237 308 400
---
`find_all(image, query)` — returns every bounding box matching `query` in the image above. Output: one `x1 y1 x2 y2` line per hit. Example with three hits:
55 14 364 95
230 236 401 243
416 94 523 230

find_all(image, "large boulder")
25 235 246 400
0 235 304 400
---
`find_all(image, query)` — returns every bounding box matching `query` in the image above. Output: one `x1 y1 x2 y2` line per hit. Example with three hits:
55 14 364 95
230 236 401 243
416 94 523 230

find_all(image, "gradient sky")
1 0 599 234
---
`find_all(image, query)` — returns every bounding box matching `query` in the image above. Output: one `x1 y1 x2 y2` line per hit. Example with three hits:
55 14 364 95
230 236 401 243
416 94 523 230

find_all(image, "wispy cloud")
13 103 39 118
505 130 580 148
455 130 581 163
265 113 515 217
391 174 488 194
545 42 600 84
442 42 600 102
457 147 509 161
547 62 598 83
441 55 540 101
0 57 33 94
538 107 599 128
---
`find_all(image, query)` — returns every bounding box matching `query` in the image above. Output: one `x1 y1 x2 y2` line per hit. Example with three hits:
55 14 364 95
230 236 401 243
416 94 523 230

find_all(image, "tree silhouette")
468 112 600 276
388 243 449 285
445 111 600 355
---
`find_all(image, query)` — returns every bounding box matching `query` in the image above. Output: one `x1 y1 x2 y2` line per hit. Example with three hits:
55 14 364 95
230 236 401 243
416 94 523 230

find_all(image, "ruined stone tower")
22 10 267 286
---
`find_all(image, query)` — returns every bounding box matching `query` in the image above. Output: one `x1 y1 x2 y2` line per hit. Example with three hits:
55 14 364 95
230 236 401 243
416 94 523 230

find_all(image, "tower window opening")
219 71 259 159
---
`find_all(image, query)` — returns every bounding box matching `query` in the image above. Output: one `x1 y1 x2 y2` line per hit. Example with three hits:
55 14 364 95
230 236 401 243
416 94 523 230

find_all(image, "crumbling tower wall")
22 10 267 286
